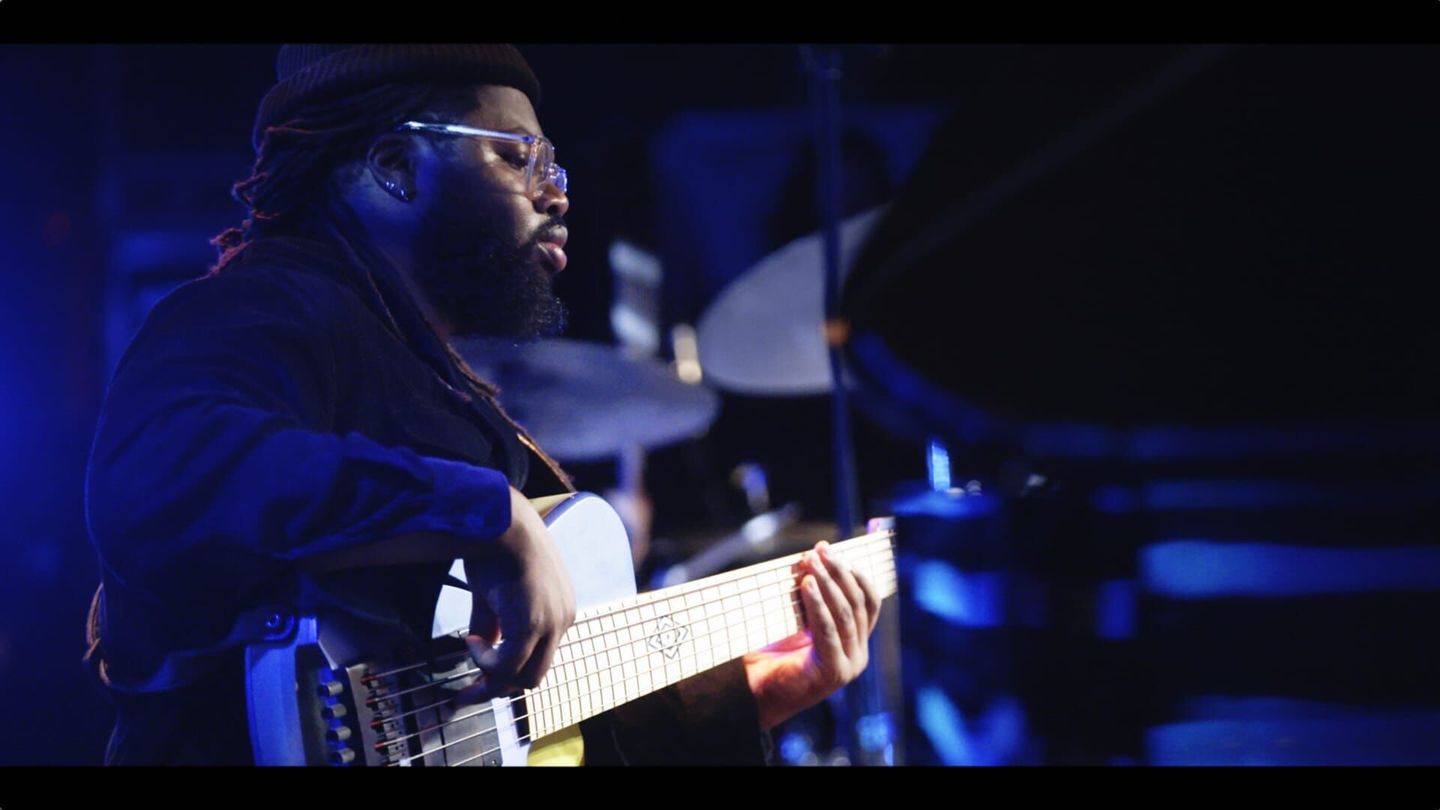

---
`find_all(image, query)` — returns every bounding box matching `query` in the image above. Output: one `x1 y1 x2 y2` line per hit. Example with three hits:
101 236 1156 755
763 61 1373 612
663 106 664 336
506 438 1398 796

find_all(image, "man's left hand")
743 540 883 731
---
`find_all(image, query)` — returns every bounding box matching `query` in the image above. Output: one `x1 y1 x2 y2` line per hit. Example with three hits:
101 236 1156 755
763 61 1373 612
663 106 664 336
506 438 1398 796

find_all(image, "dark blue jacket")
85 223 768 765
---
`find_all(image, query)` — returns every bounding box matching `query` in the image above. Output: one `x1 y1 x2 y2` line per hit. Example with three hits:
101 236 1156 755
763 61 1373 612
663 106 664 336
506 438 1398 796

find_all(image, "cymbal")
656 519 842 558
697 205 888 396
650 512 842 588
450 337 719 462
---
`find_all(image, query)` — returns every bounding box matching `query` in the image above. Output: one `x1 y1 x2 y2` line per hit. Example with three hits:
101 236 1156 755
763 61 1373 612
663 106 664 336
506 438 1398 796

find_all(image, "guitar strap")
85 586 295 694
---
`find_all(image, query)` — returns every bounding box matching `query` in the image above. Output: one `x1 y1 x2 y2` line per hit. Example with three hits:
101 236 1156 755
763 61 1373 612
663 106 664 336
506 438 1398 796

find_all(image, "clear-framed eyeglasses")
397 121 568 198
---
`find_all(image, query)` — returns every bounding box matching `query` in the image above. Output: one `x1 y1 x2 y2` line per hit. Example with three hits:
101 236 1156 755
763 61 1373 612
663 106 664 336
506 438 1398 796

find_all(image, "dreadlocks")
210 82 476 274
204 78 574 490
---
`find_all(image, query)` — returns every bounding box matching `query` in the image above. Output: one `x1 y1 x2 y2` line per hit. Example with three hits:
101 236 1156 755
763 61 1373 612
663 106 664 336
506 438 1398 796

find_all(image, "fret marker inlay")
647 615 691 660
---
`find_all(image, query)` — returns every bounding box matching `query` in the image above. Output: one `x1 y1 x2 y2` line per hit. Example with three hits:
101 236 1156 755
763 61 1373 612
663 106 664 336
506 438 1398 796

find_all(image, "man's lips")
537 240 567 273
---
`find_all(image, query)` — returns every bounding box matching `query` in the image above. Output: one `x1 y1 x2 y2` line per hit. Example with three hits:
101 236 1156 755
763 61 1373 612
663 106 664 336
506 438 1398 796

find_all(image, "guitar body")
245 492 896 767
247 492 631 766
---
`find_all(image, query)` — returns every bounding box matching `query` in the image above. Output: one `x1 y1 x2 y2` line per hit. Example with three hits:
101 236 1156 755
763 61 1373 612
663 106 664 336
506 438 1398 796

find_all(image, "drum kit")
454 44 1440 766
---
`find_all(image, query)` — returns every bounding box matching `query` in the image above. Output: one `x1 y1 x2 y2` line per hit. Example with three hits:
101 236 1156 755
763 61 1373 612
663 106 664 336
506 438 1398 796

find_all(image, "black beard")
410 185 568 340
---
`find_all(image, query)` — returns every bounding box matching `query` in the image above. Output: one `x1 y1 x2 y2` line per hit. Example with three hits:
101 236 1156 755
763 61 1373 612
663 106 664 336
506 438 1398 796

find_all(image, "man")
83 44 882 765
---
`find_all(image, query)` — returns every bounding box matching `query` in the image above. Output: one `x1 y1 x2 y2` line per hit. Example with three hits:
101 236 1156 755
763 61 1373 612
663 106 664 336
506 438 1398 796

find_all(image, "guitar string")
402 568 900 767
366 562 902 749
373 561 899 765
360 554 897 737
459 569 904 765
361 537 894 706
373 580 822 755
376 586 815 765
390 565 901 768
364 541 893 725
502 565 901 738
360 544 896 755
374 565 897 755
362 532 894 683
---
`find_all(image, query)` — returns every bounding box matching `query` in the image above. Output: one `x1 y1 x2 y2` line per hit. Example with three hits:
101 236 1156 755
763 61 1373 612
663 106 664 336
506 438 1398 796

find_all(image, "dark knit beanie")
252 43 543 152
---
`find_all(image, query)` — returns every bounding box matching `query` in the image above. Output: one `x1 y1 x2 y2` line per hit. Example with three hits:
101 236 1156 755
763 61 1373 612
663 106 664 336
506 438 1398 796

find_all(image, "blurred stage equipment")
839 45 1440 764
450 337 719 463
686 44 906 767
794 43 898 769
841 44 1440 435
697 205 887 396
650 502 805 589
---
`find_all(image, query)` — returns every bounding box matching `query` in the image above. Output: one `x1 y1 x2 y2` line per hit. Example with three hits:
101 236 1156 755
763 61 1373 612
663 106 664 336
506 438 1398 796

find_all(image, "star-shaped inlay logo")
647 615 691 660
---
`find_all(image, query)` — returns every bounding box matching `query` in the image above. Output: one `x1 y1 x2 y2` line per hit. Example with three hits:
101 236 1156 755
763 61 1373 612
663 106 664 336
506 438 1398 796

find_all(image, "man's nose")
536 179 568 218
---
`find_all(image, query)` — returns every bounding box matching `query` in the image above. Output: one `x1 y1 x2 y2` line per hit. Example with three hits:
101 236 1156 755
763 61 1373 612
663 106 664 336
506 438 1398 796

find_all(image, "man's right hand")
456 486 576 704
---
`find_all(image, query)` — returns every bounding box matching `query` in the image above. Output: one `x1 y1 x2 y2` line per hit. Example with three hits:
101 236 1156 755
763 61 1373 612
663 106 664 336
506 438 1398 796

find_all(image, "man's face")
408 85 570 340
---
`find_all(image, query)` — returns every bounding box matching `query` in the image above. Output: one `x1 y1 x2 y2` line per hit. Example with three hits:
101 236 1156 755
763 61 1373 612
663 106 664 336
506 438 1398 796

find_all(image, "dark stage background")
1 44 1437 766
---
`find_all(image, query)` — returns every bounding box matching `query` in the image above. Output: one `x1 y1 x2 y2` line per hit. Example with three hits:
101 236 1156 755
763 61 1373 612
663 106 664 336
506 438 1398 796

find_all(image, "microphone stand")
799 43 897 767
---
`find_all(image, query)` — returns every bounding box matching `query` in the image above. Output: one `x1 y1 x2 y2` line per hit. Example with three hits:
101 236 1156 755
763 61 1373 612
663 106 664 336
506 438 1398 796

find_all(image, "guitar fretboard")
523 529 897 738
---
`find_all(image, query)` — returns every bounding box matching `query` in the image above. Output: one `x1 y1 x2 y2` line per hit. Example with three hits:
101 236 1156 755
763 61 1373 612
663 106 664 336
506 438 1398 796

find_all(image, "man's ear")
366 132 418 203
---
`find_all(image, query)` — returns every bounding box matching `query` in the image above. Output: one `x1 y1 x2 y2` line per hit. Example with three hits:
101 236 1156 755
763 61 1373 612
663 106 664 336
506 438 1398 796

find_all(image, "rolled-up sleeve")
86 269 511 605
